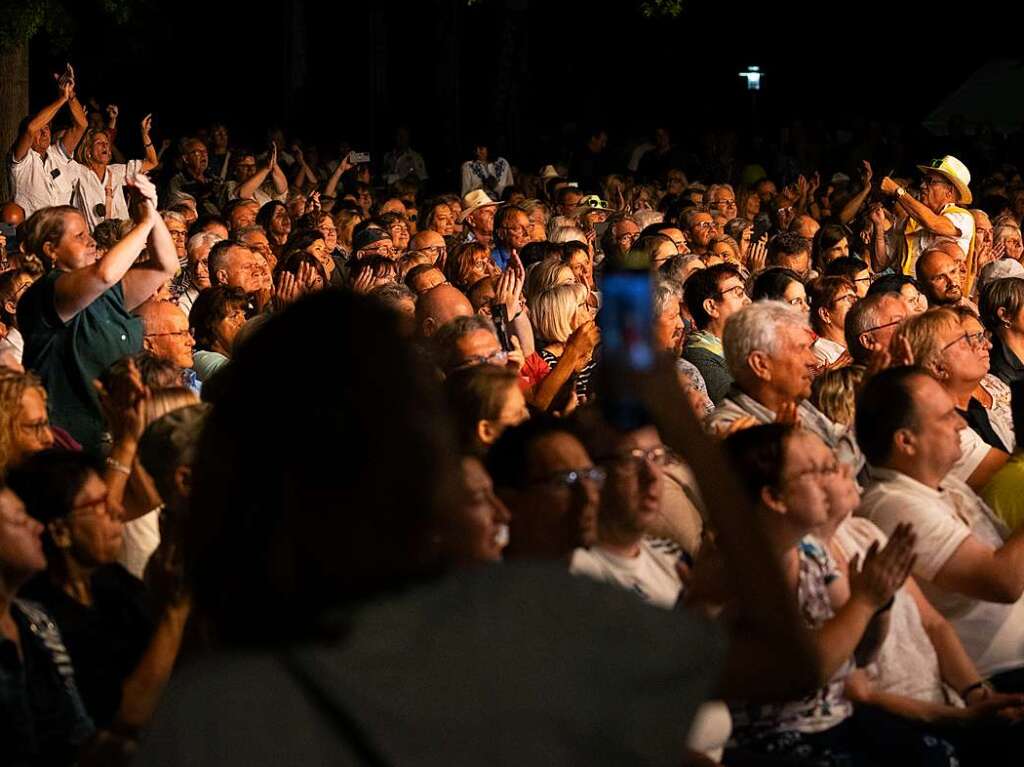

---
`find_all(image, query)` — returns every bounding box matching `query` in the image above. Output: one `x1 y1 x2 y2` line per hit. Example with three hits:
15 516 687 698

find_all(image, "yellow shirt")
981 452 1024 531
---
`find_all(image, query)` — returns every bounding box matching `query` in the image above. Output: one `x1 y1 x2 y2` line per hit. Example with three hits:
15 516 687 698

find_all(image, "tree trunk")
0 42 30 202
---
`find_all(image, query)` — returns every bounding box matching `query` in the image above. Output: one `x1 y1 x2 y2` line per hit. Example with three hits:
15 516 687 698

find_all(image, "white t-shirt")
570 541 731 760
9 144 77 217
951 425 994 484
832 517 946 704
904 203 975 276
858 467 1024 677
71 159 143 231
812 336 846 368
118 508 160 579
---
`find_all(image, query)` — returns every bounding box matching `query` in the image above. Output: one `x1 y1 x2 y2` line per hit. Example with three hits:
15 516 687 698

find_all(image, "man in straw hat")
457 189 501 249
880 155 976 281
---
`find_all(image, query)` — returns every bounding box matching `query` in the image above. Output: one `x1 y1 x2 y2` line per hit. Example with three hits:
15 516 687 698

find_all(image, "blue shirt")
490 245 512 271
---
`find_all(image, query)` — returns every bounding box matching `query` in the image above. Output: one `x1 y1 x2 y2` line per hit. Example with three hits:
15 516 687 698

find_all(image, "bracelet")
959 680 992 701
105 456 131 476
144 142 153 148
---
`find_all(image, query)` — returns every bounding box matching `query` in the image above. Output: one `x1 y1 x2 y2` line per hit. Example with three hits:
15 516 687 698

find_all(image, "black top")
21 565 154 728
1 599 94 767
989 336 1024 387
958 397 1009 453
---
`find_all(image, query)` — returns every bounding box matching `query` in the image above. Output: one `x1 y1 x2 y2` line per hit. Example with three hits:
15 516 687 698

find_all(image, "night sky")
27 0 1020 189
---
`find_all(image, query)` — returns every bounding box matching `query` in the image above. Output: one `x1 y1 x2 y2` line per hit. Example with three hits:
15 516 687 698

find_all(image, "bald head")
416 284 473 338
1 202 25 227
135 298 186 330
916 248 963 307
410 230 445 251
790 214 819 241
136 299 194 369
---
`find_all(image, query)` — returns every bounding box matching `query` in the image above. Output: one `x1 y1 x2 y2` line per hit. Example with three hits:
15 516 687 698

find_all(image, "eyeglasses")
863 317 904 334
530 467 607 491
17 418 51 438
853 274 876 284
781 460 841 485
831 293 858 307
602 446 670 469
146 328 193 340
454 349 509 371
409 245 446 259
715 284 747 300
710 199 737 209
363 245 400 258
692 221 716 231
921 176 952 189
617 231 641 244
942 329 991 353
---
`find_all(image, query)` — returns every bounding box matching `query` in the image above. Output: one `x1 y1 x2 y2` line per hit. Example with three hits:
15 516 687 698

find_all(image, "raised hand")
351 268 375 295
848 523 917 611
268 141 278 169
748 233 768 273
861 160 874 188
94 358 148 442
125 171 159 210
274 272 301 310
879 176 899 197
141 113 153 136
507 334 525 373
105 104 119 124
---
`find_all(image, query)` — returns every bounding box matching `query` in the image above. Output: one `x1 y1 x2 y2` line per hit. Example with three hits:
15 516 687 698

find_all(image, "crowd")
4 64 1024 766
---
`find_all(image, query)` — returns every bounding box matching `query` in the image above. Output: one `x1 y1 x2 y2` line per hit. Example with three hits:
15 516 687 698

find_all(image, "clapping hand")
94 358 148 442
848 523 917 612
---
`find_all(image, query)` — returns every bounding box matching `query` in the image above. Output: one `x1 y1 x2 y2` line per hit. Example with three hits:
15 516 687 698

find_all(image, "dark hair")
979 277 1024 333
255 200 287 232
869 273 921 300
824 256 869 283
683 263 743 330
186 291 459 645
444 365 520 456
188 286 249 352
519 241 563 268
8 449 103 565
721 423 796 505
854 365 926 466
92 219 130 251
104 352 183 390
485 416 577 490
281 228 326 260
806 276 856 335
766 232 810 267
812 223 849 272
751 267 803 303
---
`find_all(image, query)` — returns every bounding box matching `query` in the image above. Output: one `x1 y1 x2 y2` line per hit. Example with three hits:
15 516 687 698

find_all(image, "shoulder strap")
276 649 391 767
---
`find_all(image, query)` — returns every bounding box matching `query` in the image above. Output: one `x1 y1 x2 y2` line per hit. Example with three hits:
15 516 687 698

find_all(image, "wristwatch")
894 186 906 200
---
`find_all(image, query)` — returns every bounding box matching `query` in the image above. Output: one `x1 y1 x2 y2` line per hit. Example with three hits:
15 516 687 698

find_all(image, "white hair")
633 210 664 229
165 191 197 209
187 231 224 255
546 215 577 238
723 300 809 379
549 225 587 245
994 223 1022 243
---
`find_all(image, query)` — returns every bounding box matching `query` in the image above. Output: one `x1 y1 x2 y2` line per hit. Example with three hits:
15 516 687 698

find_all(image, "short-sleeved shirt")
9 145 77 217
71 159 143 231
18 270 143 454
858 467 1024 677
901 203 975 276
950 424 994 484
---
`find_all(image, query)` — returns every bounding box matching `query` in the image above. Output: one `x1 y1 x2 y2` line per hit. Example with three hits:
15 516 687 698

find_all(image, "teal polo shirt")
18 270 142 454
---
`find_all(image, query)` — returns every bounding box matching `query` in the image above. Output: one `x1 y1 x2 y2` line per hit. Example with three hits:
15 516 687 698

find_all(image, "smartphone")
491 303 513 353
597 269 654 430
348 151 371 164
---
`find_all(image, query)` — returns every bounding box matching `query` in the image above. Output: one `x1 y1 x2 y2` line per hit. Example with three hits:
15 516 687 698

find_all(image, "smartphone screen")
599 271 654 373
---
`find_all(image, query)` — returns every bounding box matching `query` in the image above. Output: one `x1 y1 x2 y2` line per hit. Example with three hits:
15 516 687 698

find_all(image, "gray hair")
653 278 682 318
137 404 209 504
546 215 578 238
633 210 664 229
706 183 735 202
187 231 224 256
680 206 711 230
165 191 197 209
994 223 1022 244
548 225 587 245
370 283 416 310
160 210 187 227
660 254 704 285
432 314 499 374
844 291 900 363
235 224 266 240
723 300 809 379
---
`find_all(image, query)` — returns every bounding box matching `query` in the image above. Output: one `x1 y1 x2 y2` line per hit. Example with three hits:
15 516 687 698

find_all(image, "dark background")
26 0 1024 190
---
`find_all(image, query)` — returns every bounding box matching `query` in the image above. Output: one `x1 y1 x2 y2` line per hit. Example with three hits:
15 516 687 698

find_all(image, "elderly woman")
893 307 1012 489
994 223 1023 263
980 276 1024 386
17 176 178 454
532 282 595 401
188 286 249 382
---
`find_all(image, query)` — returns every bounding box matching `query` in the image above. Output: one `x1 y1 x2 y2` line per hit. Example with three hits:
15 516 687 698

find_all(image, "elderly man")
708 301 862 469
682 264 751 403
844 291 907 365
407 229 447 267
224 199 261 233
208 239 270 305
431 315 524 377
173 231 222 315
857 367 1024 691
789 213 820 243
681 208 716 257
457 189 500 248
135 299 199 394
490 204 531 270
881 155 975 277
168 137 222 213
10 68 87 216
706 184 738 221
415 283 474 339
916 247 966 308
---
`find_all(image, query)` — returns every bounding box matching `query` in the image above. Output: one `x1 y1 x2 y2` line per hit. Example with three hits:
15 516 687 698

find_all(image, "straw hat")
458 189 501 222
916 155 972 205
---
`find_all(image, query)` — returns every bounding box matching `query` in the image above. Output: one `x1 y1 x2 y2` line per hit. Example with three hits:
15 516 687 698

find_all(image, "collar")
867 466 946 499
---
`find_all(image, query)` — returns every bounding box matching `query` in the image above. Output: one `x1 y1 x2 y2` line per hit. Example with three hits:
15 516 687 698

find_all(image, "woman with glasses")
0 369 55 476
751 267 809 315
893 308 1012 489
715 424 955 766
188 286 250 383
808 276 858 370
824 256 873 298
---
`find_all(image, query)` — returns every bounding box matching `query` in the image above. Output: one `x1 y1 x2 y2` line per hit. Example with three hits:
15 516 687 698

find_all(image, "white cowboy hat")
458 189 501 222
916 155 972 205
